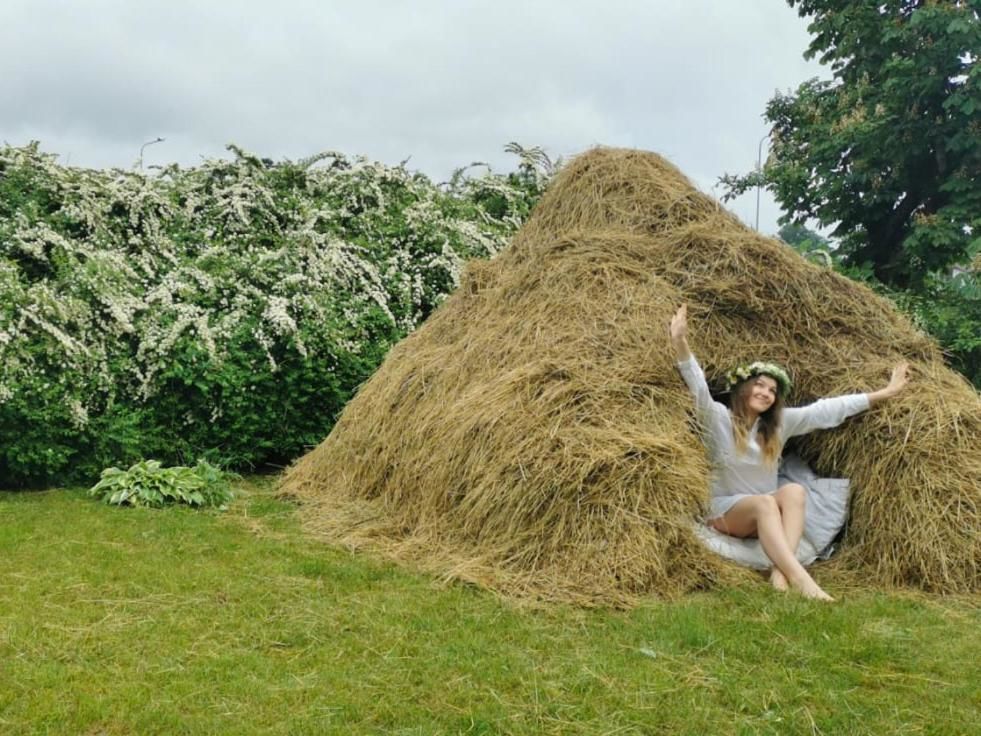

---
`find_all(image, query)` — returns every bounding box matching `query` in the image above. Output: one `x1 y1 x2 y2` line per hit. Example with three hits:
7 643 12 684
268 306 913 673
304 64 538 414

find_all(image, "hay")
280 147 980 606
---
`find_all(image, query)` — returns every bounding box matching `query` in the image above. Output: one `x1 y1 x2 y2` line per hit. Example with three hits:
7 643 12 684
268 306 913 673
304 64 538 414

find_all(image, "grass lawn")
1 478 978 735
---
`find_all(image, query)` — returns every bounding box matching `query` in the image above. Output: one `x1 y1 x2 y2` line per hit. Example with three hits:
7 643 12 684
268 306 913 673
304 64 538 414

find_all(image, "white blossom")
0 141 547 433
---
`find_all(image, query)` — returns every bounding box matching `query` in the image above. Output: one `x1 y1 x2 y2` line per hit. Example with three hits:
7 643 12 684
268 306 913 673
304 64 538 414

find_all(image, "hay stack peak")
281 147 980 606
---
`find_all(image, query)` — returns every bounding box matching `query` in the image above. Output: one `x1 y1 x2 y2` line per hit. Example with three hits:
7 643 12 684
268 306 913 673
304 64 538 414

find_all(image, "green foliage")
892 269 981 387
777 222 828 252
0 142 549 486
722 1 980 290
778 228 981 388
87 459 234 508
777 222 837 266
725 1 980 388
806 253 981 388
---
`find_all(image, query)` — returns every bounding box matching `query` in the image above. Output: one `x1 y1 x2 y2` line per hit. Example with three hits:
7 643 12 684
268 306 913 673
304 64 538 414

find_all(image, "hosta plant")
88 459 235 508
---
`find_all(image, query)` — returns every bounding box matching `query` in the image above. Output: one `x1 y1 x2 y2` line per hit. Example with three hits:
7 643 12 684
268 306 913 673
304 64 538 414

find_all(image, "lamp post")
138 137 165 169
755 133 769 231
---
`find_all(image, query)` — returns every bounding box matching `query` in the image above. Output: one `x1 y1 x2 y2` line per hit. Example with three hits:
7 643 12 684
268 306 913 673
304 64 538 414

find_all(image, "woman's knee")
776 482 807 510
751 494 780 519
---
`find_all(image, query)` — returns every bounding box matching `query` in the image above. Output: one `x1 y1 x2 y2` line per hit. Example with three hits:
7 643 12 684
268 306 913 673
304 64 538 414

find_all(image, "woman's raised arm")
782 362 911 438
669 304 692 363
867 362 910 405
670 305 727 428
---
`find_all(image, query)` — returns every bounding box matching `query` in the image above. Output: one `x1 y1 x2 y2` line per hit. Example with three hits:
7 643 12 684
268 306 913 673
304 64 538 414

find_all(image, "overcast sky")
1 0 827 234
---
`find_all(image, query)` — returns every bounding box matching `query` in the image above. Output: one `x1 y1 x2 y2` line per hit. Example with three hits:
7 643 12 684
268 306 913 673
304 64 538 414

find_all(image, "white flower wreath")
725 361 792 398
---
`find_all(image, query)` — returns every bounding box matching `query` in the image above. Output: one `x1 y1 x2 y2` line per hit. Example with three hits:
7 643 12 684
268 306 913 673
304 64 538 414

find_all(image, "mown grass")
1 479 978 735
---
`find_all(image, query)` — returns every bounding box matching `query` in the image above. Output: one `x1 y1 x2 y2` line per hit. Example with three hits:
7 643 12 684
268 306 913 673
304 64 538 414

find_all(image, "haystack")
281 147 980 606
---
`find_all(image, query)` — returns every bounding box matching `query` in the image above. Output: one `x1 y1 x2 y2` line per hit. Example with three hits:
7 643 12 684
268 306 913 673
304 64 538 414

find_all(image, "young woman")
669 304 909 601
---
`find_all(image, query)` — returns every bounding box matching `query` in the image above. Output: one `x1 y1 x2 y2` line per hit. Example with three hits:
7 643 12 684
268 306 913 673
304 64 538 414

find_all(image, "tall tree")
722 0 980 289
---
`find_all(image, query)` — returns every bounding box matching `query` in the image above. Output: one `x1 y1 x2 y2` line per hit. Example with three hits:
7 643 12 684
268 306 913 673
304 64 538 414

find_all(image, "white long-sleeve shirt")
676 355 870 518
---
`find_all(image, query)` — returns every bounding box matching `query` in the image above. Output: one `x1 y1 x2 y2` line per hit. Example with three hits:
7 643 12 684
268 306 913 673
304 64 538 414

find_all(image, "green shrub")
0 143 550 486
88 459 234 508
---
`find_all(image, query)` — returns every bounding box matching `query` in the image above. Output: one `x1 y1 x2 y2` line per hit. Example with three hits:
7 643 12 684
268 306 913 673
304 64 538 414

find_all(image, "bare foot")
769 568 789 591
792 576 835 602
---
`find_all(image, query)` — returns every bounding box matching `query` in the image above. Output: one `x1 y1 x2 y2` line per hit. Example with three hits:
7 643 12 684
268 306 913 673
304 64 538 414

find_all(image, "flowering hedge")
0 142 550 487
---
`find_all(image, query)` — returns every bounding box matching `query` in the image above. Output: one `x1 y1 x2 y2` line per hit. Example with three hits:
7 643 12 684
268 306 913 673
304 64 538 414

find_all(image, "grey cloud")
0 0 826 232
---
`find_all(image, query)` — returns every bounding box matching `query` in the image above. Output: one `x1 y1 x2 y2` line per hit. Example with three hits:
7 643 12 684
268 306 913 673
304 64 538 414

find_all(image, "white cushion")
694 524 820 570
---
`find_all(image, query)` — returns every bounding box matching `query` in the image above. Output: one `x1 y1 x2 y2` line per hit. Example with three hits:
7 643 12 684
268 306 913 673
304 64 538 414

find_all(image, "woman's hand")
868 361 910 405
886 362 910 395
669 304 687 342
669 304 691 361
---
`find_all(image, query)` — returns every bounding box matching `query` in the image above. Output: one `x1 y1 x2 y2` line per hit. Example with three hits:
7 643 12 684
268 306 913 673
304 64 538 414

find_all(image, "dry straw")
280 147 980 606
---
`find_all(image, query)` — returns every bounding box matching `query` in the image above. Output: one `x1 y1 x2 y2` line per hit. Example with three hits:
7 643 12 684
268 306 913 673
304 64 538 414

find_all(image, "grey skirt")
705 453 852 559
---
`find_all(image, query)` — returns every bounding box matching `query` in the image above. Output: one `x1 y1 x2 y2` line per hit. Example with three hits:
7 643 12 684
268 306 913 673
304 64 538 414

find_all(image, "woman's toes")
769 568 789 591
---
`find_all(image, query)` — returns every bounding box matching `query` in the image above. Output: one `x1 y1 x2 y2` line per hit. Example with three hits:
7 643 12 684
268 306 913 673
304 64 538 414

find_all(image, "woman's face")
745 374 778 414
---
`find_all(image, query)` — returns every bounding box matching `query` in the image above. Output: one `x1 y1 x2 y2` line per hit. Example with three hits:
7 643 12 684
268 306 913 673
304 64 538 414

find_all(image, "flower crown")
725 361 792 398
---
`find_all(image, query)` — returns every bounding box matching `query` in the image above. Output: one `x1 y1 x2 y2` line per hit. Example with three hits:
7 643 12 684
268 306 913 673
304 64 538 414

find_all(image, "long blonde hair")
729 378 784 467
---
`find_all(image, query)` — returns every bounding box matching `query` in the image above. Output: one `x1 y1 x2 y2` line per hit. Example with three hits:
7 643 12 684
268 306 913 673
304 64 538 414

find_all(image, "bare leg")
711 495 833 601
769 568 790 592
769 483 807 591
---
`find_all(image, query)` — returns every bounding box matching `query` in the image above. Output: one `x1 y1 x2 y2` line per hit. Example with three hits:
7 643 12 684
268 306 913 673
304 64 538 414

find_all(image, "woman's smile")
748 376 778 414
